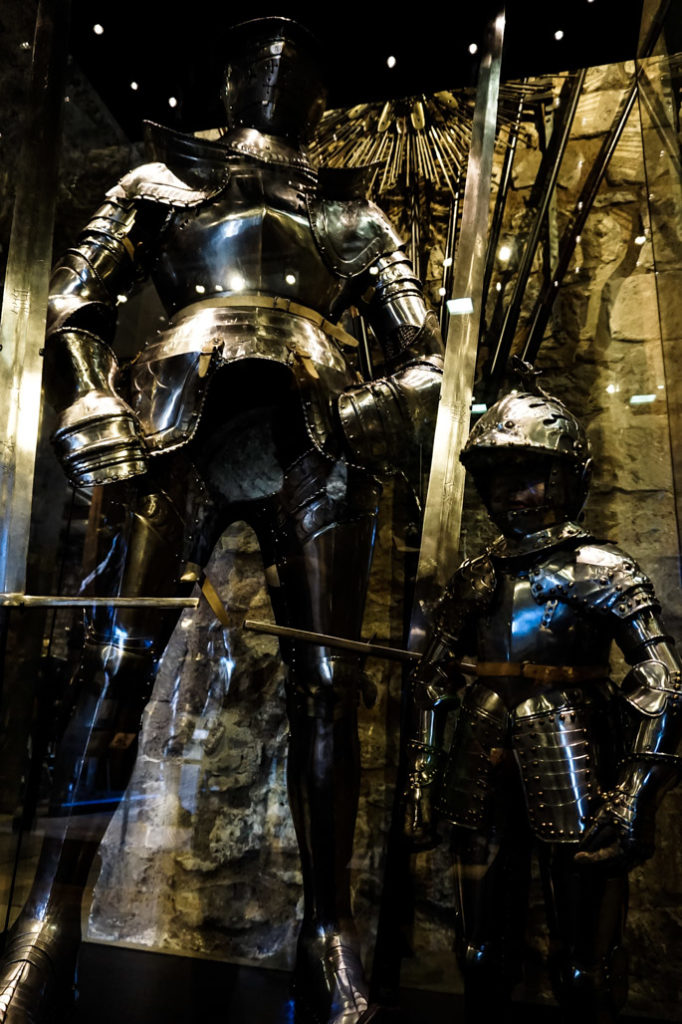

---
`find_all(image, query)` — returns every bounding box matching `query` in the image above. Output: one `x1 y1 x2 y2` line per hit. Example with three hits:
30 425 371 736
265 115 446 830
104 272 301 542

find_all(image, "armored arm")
403 554 494 847
578 571 682 866
332 227 443 477
45 191 163 486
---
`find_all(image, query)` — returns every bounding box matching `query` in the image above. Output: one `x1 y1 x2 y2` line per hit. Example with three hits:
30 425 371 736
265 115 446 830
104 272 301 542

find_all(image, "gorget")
489 521 591 561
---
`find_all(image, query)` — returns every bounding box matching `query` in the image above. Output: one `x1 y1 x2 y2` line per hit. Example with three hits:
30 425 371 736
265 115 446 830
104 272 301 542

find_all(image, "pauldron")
528 542 658 620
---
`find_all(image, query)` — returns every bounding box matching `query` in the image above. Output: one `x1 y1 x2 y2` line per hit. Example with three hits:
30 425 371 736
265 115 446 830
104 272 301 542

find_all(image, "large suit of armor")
0 19 442 1024
404 374 682 1022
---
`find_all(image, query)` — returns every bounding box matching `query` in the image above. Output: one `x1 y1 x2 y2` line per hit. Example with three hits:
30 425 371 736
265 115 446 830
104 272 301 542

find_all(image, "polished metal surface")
129 306 357 453
28 20 445 1021
410 8 506 649
405 379 681 1018
222 18 326 143
152 162 344 317
461 388 589 463
511 691 599 841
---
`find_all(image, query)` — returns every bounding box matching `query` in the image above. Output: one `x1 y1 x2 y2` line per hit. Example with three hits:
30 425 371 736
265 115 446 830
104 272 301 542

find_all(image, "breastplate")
477 560 612 666
151 160 347 317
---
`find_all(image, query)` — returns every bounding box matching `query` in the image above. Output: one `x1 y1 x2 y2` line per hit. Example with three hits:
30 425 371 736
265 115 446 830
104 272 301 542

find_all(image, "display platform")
70 944 669 1024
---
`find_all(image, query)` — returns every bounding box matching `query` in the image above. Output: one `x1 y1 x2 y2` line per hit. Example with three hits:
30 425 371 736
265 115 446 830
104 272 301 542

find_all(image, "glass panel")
1 7 681 1023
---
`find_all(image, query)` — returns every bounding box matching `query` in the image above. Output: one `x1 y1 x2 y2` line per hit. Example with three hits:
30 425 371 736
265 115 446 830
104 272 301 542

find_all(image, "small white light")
606 384 618 394
93 23 104 35
447 297 474 315
20 41 30 50
472 403 487 414
438 287 446 297
285 273 296 285
576 235 582 243
229 274 245 291
630 394 656 405
468 43 478 55
195 284 206 294
442 257 453 268
168 96 178 108
116 294 128 304
64 96 70 103
578 201 584 211
495 282 502 292
386 56 396 69
498 244 512 263
130 81 139 91
634 234 646 246
554 29 564 41
369 265 379 276
657 384 665 390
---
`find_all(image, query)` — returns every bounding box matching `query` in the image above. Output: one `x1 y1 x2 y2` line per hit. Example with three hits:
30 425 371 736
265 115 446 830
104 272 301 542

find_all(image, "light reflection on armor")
0 16 443 1024
404 369 682 1022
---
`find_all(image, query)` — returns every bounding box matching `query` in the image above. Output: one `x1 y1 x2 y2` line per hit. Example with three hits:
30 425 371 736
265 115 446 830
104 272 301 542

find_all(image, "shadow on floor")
71 943 668 1024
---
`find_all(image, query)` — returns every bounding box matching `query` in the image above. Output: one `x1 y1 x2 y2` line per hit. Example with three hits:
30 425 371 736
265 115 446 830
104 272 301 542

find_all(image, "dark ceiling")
67 0 649 139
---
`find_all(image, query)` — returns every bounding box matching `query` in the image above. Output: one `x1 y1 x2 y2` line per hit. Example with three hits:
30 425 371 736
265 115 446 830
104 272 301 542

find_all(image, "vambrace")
44 198 158 486
403 623 465 847
337 334 443 480
338 251 443 475
580 611 682 865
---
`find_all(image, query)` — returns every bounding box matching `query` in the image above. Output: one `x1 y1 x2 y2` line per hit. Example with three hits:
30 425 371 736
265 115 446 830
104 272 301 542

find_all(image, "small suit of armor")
404 373 682 1022
0 18 442 1024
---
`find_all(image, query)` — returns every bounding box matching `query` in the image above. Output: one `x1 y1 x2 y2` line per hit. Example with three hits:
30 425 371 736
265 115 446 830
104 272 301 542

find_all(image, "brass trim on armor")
170 293 359 348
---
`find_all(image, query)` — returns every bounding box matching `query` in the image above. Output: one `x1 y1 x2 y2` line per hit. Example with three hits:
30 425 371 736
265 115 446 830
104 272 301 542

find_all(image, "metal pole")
486 69 586 394
0 0 70 596
408 9 506 650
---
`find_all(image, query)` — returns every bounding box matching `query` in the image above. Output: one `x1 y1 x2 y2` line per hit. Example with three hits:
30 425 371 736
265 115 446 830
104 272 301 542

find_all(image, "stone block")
608 273 661 342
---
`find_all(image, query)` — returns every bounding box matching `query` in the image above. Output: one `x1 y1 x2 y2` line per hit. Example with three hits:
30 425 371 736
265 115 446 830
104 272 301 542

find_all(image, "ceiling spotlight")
498 244 512 262
634 234 647 245
130 81 139 91
468 43 478 55
386 55 396 69
93 23 104 35
554 29 564 40
285 273 297 285
168 96 178 108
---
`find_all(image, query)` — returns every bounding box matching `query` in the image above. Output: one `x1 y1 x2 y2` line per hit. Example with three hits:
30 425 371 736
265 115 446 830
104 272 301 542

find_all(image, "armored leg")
0 463 213 1023
540 845 628 1024
451 764 533 1023
258 450 382 1024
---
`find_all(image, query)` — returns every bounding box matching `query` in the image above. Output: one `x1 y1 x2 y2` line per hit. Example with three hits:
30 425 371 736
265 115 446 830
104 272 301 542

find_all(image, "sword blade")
409 9 506 651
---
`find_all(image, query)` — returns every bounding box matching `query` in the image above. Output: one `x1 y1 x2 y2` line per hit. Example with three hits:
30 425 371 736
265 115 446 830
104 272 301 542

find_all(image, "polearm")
242 619 477 675
244 618 420 662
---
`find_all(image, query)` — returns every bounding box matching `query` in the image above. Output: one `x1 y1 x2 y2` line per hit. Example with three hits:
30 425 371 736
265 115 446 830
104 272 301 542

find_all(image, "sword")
408 9 506 651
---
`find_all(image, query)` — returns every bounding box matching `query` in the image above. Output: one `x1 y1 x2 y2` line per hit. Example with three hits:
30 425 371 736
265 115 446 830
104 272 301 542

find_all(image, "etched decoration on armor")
403 365 682 1022
0 16 443 1024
